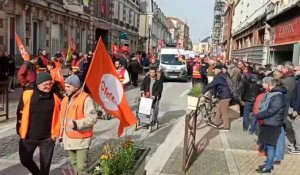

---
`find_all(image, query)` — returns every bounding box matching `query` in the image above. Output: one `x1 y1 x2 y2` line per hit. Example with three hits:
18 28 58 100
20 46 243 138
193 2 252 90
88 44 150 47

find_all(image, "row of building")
211 0 300 66
0 0 191 63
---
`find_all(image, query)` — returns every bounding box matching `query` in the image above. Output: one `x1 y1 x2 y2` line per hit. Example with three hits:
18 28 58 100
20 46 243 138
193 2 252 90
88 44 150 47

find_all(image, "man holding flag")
59 74 98 175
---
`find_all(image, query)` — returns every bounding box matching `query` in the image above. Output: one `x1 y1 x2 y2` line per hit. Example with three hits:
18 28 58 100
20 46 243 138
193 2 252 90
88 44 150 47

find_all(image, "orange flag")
85 38 137 136
15 33 30 61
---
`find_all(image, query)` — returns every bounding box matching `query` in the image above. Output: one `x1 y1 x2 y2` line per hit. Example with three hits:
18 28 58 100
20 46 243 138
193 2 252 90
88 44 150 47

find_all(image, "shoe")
273 160 281 165
255 168 272 173
206 121 219 129
8 89 15 93
287 144 295 150
288 149 300 155
257 165 274 170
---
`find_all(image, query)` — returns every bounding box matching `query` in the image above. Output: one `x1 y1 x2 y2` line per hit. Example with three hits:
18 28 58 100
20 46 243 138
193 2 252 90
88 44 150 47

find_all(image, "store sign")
274 17 300 45
63 0 83 13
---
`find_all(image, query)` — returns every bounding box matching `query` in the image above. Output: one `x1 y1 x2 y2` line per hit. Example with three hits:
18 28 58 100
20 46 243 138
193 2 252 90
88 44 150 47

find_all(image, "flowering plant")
93 139 138 175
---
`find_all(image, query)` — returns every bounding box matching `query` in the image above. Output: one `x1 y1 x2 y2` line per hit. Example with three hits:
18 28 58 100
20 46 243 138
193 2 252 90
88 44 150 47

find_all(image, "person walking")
0 51 9 82
115 60 130 87
16 72 61 175
17 55 38 90
6 51 16 92
254 79 286 173
59 74 98 175
240 66 263 131
128 56 140 87
288 66 300 154
204 65 232 130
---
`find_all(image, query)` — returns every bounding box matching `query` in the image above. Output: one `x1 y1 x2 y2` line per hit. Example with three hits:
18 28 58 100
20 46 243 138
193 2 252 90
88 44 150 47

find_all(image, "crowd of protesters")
190 55 300 173
0 47 161 175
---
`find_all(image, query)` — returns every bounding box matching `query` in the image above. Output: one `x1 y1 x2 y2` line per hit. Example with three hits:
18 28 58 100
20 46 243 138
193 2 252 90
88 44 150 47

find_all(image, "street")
0 79 191 175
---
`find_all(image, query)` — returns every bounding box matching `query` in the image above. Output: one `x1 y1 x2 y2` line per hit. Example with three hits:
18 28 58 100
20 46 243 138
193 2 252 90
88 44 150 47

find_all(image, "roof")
201 36 210 42
167 17 185 25
166 18 175 29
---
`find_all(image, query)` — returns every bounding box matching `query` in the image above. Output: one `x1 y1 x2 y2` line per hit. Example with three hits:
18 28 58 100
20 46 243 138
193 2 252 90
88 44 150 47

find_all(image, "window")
258 29 265 45
0 19 3 28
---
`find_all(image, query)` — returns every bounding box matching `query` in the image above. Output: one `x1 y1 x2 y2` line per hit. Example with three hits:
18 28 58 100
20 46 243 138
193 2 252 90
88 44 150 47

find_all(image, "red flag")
86 38 137 136
15 33 30 61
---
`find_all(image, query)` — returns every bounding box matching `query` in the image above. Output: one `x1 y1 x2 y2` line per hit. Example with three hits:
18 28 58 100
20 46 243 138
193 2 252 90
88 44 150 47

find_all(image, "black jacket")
255 86 287 127
241 74 263 102
140 75 163 100
0 55 9 81
291 74 300 112
128 60 140 74
204 72 232 100
16 88 55 140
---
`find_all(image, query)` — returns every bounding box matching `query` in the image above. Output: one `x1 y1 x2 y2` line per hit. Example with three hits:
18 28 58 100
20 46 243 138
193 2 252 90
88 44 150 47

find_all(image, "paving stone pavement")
161 106 300 175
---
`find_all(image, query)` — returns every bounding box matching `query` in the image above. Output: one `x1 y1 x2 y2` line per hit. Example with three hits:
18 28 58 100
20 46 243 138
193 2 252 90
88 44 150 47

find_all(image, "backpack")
225 75 240 100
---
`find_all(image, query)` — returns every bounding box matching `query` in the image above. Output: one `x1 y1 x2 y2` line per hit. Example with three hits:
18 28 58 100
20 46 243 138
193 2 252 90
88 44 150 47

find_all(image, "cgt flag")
15 33 30 61
85 38 137 136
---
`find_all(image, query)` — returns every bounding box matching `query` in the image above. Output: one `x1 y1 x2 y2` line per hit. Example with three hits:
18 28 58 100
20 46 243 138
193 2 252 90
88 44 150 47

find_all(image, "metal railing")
0 81 9 120
182 96 202 173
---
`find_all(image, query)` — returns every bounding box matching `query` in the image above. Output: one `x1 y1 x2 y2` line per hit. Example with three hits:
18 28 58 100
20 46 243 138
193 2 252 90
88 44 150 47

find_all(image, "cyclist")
203 64 232 131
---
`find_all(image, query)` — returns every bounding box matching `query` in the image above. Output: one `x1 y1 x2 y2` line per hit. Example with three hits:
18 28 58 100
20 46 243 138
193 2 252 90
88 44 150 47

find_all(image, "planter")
87 147 150 175
208 76 214 83
187 95 199 110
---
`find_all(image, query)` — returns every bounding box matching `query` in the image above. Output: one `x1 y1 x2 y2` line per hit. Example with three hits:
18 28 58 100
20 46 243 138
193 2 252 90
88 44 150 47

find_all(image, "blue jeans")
265 144 276 170
274 127 285 161
243 102 254 130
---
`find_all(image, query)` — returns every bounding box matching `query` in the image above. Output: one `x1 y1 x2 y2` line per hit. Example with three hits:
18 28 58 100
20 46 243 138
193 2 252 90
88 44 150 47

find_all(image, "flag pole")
80 37 102 94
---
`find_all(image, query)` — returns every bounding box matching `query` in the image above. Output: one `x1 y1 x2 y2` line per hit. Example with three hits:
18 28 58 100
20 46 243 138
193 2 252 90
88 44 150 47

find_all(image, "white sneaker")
8 89 15 93
287 144 295 150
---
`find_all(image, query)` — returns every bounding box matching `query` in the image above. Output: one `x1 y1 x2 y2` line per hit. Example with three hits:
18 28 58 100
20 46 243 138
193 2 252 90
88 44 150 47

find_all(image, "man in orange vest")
59 74 98 175
115 60 130 86
16 72 61 175
192 58 202 87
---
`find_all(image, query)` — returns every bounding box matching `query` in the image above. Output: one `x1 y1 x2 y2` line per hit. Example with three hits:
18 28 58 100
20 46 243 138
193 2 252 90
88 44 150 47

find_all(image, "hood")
270 85 287 94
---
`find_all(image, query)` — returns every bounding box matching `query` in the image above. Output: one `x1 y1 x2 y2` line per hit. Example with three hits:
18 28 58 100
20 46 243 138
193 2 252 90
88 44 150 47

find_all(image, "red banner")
15 33 30 61
274 17 300 45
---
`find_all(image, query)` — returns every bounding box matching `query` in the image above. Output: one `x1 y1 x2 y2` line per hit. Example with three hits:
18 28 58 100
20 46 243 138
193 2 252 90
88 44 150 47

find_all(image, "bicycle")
197 95 218 123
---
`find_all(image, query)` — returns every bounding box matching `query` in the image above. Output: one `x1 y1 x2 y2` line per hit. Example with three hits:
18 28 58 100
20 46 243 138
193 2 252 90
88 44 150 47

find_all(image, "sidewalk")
161 106 300 175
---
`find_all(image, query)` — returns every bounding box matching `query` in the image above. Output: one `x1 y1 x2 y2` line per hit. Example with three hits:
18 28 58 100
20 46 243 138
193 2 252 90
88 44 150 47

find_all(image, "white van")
158 47 188 81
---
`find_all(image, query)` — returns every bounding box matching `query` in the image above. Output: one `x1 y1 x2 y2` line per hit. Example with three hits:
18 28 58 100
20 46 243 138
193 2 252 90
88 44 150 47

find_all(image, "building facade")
167 17 190 50
0 0 93 64
266 0 300 65
111 0 140 53
230 0 271 64
193 36 210 54
139 0 171 54
212 0 226 56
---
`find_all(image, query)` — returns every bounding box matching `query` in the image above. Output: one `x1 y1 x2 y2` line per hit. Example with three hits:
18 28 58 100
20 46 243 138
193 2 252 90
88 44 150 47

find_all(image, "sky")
155 0 215 43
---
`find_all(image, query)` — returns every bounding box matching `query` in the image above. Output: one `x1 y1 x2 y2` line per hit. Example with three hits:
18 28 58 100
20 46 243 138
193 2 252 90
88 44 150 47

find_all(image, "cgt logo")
99 74 123 111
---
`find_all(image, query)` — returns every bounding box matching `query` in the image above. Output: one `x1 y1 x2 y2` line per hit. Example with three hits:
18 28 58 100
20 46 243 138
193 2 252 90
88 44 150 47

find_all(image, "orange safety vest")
60 92 93 139
118 68 126 82
192 63 201 79
19 90 61 139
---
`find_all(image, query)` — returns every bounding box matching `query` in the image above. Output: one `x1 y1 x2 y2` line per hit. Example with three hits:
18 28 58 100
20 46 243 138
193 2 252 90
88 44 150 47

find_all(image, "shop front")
269 14 300 65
